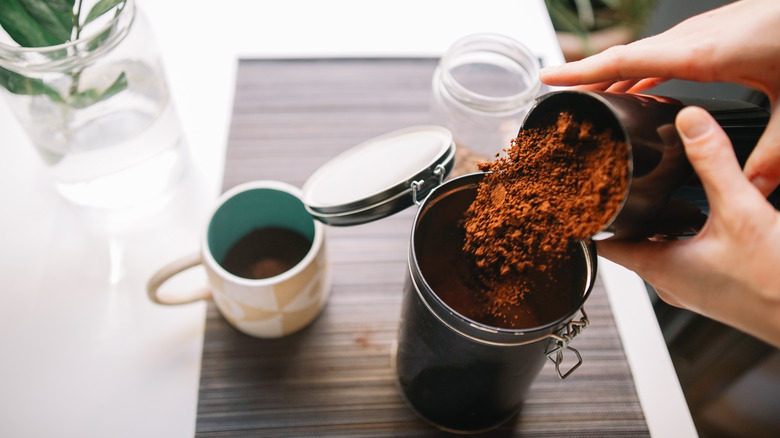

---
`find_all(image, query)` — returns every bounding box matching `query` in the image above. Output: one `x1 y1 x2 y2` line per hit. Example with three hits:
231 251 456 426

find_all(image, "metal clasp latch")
411 180 425 206
411 164 448 206
545 308 589 379
433 164 446 184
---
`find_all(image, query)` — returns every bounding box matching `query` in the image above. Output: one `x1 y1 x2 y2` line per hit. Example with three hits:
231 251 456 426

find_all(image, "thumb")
676 106 756 212
743 109 780 196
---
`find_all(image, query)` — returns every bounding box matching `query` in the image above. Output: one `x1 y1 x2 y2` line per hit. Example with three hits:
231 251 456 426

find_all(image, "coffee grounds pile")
462 112 628 317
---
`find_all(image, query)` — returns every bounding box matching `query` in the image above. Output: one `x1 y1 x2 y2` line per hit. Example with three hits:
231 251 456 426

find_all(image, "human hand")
539 0 780 196
596 106 780 348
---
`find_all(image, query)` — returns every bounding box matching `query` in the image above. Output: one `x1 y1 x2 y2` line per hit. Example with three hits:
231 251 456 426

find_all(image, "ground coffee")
462 112 628 324
221 227 311 279
416 181 586 329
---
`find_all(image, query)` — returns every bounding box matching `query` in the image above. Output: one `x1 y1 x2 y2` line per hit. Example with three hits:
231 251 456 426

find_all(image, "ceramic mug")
147 180 330 338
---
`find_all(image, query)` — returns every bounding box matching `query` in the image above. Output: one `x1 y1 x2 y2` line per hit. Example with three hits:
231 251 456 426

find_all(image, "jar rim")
0 0 134 72
437 33 541 113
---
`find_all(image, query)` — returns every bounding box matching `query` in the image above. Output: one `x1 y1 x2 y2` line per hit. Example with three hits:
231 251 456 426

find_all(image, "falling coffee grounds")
462 112 629 325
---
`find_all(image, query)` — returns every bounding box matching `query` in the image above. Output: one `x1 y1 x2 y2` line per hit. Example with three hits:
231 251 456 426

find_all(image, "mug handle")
147 253 212 305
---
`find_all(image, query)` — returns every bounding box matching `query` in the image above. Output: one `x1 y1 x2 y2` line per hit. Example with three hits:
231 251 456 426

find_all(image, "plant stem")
68 0 84 97
573 0 595 29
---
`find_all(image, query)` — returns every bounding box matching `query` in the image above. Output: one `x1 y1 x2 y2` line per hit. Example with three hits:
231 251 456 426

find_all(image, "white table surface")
0 1 696 436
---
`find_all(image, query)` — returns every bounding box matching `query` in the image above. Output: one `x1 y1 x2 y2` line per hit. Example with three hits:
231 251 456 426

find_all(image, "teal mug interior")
207 186 316 268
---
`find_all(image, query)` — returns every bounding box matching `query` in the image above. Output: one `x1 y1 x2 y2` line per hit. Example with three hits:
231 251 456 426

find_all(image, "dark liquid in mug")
221 227 311 279
415 187 584 329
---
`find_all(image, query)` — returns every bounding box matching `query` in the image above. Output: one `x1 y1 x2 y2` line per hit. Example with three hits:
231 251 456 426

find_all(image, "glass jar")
0 0 186 209
431 33 541 161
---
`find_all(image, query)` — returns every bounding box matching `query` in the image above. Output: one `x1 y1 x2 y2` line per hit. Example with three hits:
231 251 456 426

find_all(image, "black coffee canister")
299 126 596 433
394 173 596 433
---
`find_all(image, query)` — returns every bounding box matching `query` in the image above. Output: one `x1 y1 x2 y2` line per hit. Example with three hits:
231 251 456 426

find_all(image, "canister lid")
302 125 455 226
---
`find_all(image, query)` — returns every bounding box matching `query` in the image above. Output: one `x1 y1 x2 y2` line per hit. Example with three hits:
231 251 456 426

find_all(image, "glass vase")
0 0 187 209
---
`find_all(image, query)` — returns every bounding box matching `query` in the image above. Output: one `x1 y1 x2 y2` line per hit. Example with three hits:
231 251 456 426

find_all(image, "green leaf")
0 66 64 102
18 0 75 42
85 20 114 51
69 71 127 109
546 0 590 35
84 0 125 26
0 0 64 46
47 0 76 14
600 0 621 9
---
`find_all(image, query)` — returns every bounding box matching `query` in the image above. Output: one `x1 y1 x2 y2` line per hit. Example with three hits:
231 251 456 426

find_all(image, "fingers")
606 80 642 93
539 49 625 86
652 286 684 309
567 78 670 95
597 107 756 308
540 0 780 91
595 238 684 305
626 77 669 93
540 42 682 87
571 81 616 92
596 238 664 276
743 110 780 196
570 80 641 93
604 78 669 93
676 106 759 212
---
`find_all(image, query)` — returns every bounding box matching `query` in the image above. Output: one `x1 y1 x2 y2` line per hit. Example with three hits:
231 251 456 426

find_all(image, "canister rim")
408 173 598 345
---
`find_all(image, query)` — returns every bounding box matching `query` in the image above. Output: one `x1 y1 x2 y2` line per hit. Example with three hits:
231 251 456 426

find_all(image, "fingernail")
750 174 775 194
677 107 714 141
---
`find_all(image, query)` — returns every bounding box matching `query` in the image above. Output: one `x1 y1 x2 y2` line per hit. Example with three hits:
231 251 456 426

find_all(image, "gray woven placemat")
195 58 649 437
